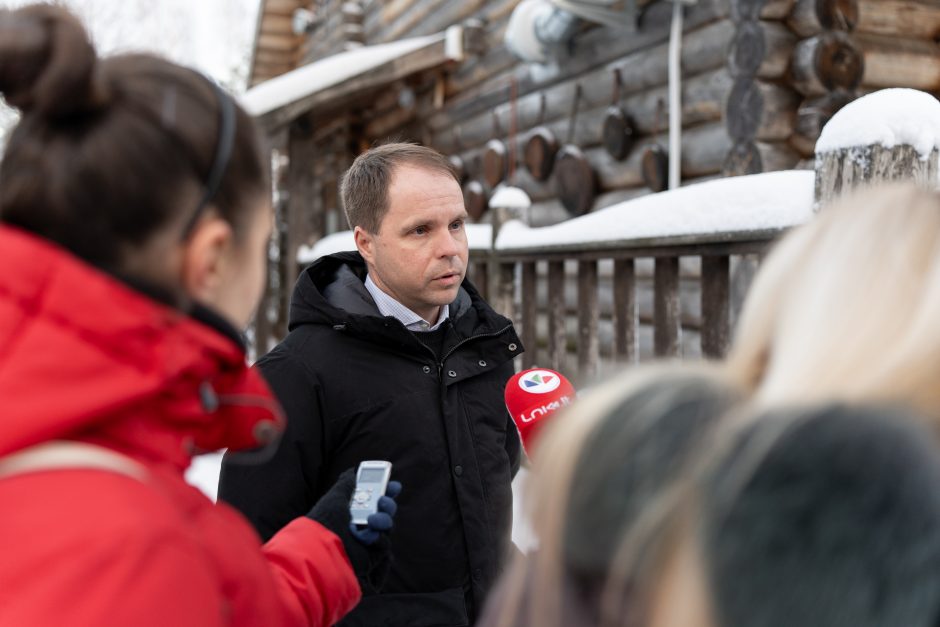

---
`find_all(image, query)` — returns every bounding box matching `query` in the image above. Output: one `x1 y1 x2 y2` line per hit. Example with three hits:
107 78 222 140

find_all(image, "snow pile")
496 170 815 252
297 223 495 263
815 88 940 158
241 35 443 117
490 185 532 210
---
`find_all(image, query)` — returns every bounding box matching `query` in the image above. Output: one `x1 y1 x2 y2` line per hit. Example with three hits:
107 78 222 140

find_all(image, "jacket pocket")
336 586 470 627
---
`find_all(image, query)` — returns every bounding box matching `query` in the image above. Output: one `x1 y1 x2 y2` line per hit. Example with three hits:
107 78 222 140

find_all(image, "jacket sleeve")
261 517 362 627
219 345 326 541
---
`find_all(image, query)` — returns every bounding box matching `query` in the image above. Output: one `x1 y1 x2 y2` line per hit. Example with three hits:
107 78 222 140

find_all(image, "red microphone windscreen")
505 368 576 455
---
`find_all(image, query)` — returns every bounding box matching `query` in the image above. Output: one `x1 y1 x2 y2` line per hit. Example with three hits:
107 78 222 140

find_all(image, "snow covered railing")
481 171 816 380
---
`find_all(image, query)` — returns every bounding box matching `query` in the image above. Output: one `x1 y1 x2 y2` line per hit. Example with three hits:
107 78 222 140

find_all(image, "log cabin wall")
258 0 940 366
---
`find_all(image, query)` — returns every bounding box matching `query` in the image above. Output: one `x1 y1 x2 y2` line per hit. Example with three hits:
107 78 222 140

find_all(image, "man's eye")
450 221 464 230
413 226 427 235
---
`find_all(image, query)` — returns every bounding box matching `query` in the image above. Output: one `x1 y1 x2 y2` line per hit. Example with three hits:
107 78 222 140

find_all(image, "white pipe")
668 0 682 190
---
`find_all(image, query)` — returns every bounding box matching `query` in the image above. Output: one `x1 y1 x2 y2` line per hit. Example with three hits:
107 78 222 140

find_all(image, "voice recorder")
350 460 393 525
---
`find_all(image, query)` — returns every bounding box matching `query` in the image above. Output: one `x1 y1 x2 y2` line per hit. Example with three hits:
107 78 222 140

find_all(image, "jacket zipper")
438 323 514 373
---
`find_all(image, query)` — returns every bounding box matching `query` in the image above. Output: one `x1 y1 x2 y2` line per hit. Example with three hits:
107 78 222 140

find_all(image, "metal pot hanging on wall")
464 180 488 221
449 155 467 184
482 112 508 187
641 144 669 193
601 68 637 161
554 84 596 216
524 92 559 182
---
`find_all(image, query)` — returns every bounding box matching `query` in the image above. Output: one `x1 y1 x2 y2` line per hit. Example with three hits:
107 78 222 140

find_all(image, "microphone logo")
518 369 561 394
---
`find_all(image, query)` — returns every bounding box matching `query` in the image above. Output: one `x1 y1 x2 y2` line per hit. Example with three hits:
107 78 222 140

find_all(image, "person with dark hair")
689 404 940 627
220 142 523 626
0 5 398 626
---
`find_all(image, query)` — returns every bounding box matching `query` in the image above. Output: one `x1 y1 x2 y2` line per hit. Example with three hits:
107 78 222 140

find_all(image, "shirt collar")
365 274 450 332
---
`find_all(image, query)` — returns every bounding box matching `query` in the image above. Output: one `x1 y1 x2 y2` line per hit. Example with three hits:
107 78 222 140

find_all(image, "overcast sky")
1 0 261 144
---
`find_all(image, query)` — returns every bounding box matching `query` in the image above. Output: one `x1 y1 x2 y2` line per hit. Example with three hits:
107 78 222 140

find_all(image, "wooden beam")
855 0 940 38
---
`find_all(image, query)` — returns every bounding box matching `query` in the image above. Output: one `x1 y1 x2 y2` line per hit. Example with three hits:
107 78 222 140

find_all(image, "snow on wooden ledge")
495 170 816 254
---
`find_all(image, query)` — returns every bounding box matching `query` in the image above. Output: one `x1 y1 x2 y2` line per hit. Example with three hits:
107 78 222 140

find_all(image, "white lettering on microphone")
520 396 572 423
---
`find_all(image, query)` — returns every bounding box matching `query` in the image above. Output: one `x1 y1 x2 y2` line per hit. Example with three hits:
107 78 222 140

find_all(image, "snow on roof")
297 223 495 264
241 34 444 117
815 88 940 158
495 170 815 252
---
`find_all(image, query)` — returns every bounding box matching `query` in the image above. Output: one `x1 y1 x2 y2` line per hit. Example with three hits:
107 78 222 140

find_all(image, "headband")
182 78 236 237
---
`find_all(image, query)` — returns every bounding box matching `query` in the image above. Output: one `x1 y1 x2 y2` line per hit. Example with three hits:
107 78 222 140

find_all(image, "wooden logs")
726 79 799 141
790 31 864 96
728 20 798 79
815 144 940 206
731 0 798 21
723 141 801 175
791 90 855 156
854 0 940 38
787 0 859 37
613 259 638 363
855 33 940 91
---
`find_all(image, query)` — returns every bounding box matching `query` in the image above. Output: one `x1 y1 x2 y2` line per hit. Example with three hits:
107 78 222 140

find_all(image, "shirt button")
448 370 457 378
422 365 431 374
478 360 487 367
454 465 463 476
508 343 518 352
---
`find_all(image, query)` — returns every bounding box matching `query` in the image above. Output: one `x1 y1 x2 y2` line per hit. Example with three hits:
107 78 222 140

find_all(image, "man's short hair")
340 142 459 234
701 404 940 627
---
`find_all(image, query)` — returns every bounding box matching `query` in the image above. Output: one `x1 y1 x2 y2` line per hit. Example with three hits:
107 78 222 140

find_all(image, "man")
220 143 523 627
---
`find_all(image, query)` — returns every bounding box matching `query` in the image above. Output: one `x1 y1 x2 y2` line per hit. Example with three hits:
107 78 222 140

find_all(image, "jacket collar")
0 226 283 469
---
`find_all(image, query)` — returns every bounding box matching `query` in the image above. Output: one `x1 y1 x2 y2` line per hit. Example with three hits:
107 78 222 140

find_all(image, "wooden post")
521 261 538 369
701 255 731 358
813 90 940 206
547 261 567 374
489 187 532 321
654 257 681 357
815 144 940 206
612 259 637 363
284 116 318 337
577 260 599 380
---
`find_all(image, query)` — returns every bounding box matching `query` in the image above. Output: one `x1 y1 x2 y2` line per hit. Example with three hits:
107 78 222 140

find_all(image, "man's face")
355 164 469 324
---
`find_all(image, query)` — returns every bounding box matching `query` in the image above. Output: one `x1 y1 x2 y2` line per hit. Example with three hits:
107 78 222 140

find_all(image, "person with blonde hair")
726 183 940 431
478 363 742 627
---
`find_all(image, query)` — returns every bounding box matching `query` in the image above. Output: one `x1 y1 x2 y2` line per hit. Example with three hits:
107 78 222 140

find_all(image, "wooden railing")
469 230 777 384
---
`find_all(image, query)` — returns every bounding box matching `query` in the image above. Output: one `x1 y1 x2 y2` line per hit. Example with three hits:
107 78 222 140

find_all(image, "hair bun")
0 4 110 119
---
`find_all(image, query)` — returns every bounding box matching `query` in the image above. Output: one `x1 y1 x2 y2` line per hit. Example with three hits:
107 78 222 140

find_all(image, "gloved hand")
307 468 402 593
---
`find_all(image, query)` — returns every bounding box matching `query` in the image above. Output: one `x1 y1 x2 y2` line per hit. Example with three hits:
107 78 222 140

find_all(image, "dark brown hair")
0 4 268 270
340 142 458 234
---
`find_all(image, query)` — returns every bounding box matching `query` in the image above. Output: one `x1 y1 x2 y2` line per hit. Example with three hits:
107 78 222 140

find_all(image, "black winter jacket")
219 252 522 627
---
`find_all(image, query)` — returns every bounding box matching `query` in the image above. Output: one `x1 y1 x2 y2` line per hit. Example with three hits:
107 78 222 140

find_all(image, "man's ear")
354 226 375 264
180 214 234 302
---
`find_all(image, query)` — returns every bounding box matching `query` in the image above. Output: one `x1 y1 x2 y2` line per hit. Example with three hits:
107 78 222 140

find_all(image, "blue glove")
350 480 402 545
307 469 402 592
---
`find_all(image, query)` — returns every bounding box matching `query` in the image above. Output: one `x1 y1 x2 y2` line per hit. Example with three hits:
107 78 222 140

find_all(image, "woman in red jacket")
0 5 397 626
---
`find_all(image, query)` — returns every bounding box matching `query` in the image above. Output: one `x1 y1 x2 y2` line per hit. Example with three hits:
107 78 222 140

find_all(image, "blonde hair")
726 183 940 428
491 363 741 627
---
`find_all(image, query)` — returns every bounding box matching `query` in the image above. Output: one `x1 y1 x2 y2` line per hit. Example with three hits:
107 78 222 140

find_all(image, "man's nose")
436 230 461 257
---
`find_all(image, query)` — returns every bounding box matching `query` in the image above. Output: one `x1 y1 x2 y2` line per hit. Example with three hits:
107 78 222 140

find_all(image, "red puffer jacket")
0 226 361 626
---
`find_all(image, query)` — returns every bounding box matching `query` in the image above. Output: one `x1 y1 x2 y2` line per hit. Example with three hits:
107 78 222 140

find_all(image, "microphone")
505 368 576 455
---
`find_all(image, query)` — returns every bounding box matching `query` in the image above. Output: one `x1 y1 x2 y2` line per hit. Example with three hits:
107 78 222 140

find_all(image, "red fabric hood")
0 227 284 469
